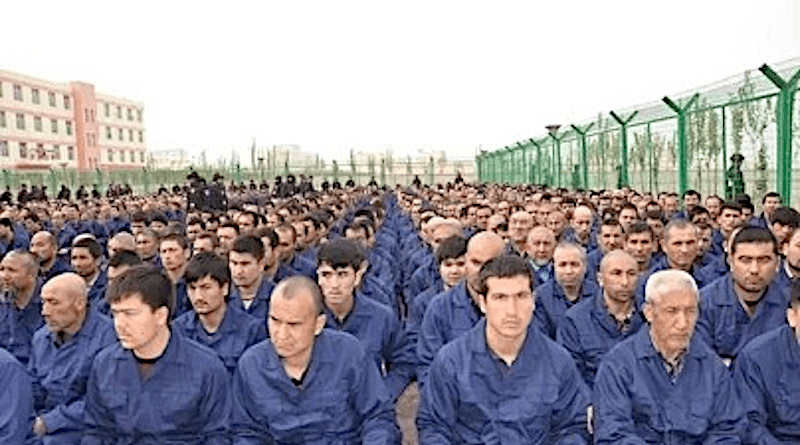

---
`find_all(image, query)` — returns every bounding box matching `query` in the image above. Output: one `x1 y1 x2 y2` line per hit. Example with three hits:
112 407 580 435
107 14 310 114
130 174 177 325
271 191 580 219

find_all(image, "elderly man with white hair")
593 270 745 444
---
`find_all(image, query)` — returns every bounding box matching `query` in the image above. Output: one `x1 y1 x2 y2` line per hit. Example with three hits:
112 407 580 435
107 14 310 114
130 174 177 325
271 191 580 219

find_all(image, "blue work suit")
585 248 604 282
697 274 789 360
85 271 108 315
325 294 415 401
735 325 800 444
557 293 644 388
173 304 266 375
275 254 317 281
593 328 745 445
0 287 44 365
417 319 591 445
0 347 33 444
29 309 116 444
228 277 274 323
41 255 71 284
406 256 438 304
534 278 599 339
173 277 190 318
528 260 554 289
231 329 399 444
407 283 446 344
696 254 730 290
81 331 231 444
417 281 483 383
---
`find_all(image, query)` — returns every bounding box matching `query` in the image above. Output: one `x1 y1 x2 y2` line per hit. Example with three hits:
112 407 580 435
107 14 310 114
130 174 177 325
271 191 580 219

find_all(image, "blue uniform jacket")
697 274 789 360
228 277 274 323
173 304 266 375
86 271 108 315
324 294 415 401
275 254 317 282
557 293 644 388
417 319 591 445
0 287 44 365
534 278 599 339
41 255 71 284
696 255 730 290
231 329 399 445
417 282 483 384
594 328 745 445
0 347 33 444
734 325 800 444
81 331 231 444
29 309 116 444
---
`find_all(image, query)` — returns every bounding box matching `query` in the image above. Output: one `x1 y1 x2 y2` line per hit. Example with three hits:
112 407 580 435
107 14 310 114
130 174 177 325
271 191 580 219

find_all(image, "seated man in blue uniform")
0 345 32 443
30 231 70 283
534 242 598 339
228 235 274 321
0 249 43 365
417 254 591 444
231 276 399 444
417 231 506 383
594 270 745 444
697 227 788 364
70 237 107 312
316 239 414 402
82 265 231 444
559 250 645 388
29 273 116 444
173 252 266 375
735 280 800 444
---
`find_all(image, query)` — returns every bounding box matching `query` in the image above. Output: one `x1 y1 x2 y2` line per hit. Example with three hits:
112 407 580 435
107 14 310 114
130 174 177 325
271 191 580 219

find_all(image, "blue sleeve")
593 358 649 445
416 352 458 444
231 355 272 445
552 354 591 445
383 316 416 401
80 360 116 445
733 353 779 445
0 359 33 444
199 359 232 445
417 301 445 385
557 317 592 388
705 361 745 445
352 345 399 445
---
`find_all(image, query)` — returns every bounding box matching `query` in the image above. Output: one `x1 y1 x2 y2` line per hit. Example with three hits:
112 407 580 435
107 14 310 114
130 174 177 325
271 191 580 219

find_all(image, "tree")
738 70 775 199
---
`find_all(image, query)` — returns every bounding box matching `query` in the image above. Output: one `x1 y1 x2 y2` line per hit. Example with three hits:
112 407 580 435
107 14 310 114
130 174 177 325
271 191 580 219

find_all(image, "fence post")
759 63 800 205
609 110 639 189
662 93 699 196
570 123 595 190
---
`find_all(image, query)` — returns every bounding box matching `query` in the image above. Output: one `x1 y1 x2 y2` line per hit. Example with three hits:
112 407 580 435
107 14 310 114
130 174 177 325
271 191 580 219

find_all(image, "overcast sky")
3 1 798 165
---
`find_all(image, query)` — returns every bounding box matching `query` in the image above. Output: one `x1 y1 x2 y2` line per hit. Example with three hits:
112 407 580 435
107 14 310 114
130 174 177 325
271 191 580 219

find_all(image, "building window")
36 144 45 159
63 95 71 110
127 108 133 121
0 111 5 128
51 119 58 133
48 91 56 107
67 146 74 160
129 129 133 142
66 121 72 135
34 116 43 132
0 141 7 157
84 109 90 122
137 109 142 122
138 131 143 143
139 151 144 163
116 106 122 118
108 149 114 163
106 126 112 139
104 103 110 117
19 142 27 159
15 113 25 130
13 85 22 101
52 145 60 160
118 128 123 141
31 88 40 104
0 81 3 98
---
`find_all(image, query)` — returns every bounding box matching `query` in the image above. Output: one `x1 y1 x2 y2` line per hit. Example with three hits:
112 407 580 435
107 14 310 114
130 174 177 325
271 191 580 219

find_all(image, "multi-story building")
0 70 146 172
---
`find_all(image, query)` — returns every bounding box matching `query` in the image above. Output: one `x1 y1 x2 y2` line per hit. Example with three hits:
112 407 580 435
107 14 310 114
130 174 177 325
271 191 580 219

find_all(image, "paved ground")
395 382 420 444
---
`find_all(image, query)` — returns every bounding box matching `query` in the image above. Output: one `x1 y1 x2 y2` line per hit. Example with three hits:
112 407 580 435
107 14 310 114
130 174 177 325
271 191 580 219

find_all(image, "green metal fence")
477 58 800 206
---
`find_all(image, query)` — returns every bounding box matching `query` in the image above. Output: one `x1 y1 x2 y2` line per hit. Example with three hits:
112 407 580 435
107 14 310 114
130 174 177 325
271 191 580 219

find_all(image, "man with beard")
173 253 265 375
70 238 107 312
30 231 69 282
0 250 43 365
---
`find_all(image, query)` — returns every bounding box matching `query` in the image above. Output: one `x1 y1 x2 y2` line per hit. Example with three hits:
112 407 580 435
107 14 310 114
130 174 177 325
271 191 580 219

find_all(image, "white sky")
3 1 799 165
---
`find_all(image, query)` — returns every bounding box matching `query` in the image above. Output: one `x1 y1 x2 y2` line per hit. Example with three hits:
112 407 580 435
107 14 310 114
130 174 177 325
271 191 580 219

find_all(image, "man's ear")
356 261 368 285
